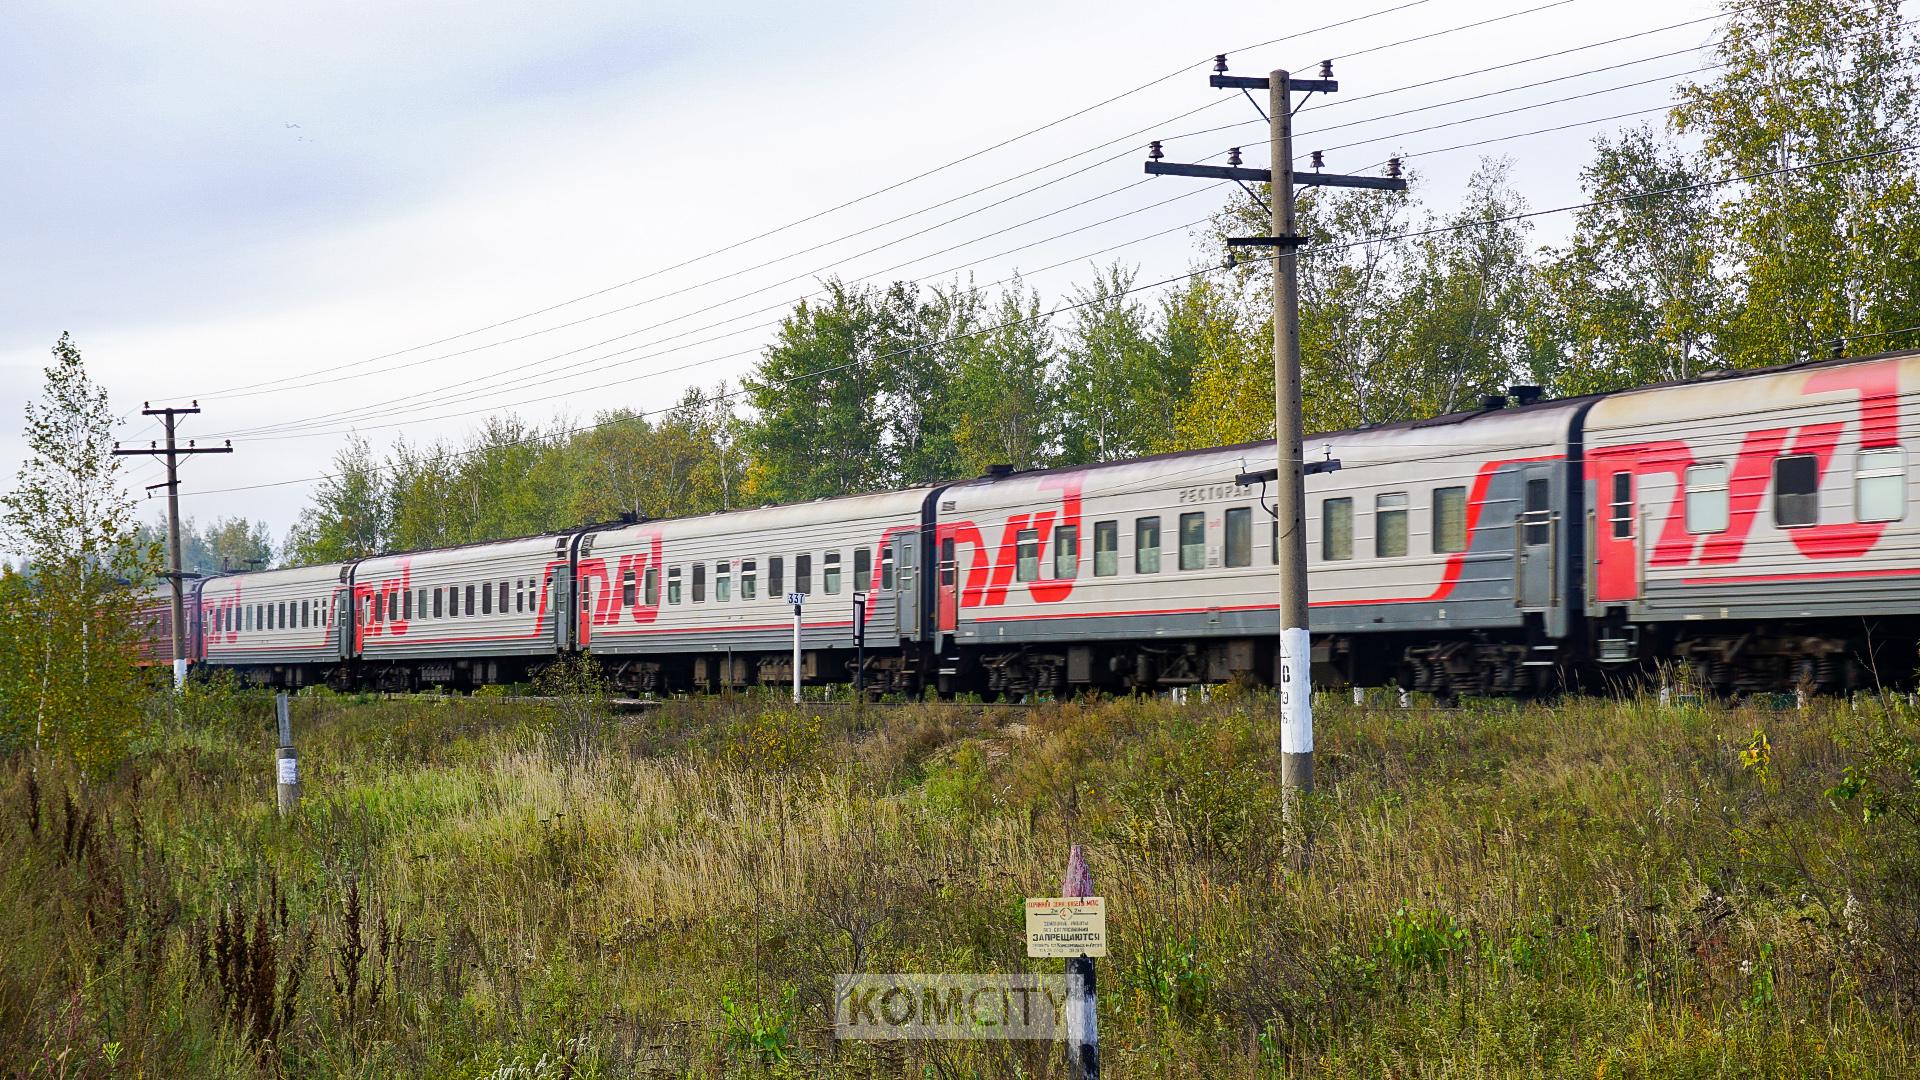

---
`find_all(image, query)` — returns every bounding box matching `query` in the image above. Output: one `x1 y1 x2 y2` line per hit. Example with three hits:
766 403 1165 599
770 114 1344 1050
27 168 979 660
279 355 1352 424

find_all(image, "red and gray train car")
150 349 1920 696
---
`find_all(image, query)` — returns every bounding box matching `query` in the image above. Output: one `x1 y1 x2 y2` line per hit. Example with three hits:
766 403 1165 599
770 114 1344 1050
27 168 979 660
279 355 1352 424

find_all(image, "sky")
0 0 1725 550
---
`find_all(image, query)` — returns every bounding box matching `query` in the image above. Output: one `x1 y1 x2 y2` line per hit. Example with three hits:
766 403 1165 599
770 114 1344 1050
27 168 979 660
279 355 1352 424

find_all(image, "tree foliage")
0 334 156 775
273 0 1920 556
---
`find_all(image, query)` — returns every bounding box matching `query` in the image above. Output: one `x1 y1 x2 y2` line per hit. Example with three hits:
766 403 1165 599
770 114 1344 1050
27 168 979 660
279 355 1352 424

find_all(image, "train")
138 348 1920 698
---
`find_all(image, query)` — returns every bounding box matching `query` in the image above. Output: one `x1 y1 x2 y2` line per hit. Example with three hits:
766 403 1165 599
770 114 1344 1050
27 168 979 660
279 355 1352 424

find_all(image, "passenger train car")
146 349 1920 697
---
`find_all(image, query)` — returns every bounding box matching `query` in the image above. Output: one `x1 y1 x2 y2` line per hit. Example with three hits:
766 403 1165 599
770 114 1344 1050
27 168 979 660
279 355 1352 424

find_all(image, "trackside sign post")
1024 897 1107 958
787 592 807 703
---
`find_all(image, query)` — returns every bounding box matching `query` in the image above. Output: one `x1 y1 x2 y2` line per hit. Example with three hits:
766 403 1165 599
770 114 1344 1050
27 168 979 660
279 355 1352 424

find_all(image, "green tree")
742 280 892 502
1530 126 1723 396
1056 263 1168 463
950 279 1058 474
0 333 156 774
1673 0 1920 363
1166 273 1268 448
1295 181 1422 432
283 434 390 564
875 281 971 486
1394 159 1537 417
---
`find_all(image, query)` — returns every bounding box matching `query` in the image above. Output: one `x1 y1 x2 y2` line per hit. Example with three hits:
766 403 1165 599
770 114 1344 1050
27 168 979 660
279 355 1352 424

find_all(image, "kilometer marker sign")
1025 896 1107 958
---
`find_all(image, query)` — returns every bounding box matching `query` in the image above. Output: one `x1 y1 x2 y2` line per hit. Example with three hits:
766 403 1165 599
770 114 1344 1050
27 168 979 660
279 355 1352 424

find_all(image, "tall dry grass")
1 683 1916 1077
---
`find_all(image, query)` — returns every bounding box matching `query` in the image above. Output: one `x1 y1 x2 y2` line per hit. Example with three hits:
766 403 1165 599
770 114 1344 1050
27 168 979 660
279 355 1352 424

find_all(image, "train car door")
1515 466 1557 610
1591 464 1639 603
936 534 958 633
576 571 594 646
893 532 921 639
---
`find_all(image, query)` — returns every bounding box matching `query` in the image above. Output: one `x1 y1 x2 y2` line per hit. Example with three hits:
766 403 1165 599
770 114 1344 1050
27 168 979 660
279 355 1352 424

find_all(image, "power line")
222 187 1232 443
211 19 1762 442
181 140 1919 500
205 163 1230 440
171 0 1446 404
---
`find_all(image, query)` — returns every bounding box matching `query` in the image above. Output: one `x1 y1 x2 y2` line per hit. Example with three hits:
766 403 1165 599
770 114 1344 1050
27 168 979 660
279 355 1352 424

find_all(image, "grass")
2 681 1917 1077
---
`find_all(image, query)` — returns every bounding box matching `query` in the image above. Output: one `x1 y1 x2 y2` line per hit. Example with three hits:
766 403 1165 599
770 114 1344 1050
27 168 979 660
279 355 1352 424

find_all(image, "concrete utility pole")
1147 58 1405 807
114 403 233 689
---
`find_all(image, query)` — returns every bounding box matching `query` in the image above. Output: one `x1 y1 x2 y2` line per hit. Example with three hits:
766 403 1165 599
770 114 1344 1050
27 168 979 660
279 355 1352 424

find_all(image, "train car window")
1054 525 1079 578
388 592 399 622
668 566 683 605
466 584 476 615
1016 529 1041 581
622 569 637 607
1135 516 1162 573
481 584 492 615
1610 472 1633 538
1774 455 1819 527
731 561 748 600
418 588 428 619
1272 519 1279 565
1685 464 1730 533
717 561 731 602
824 551 842 594
692 563 706 603
881 548 895 589
1433 486 1467 553
1377 494 1410 557
1857 448 1904 522
855 548 872 592
497 582 508 613
516 582 525 614
940 537 956 586
1224 508 1252 567
1094 520 1118 576
1320 499 1351 564
1524 479 1552 545
403 591 413 621
1178 513 1205 570
770 557 784 597
796 554 812 596
434 588 444 618
278 602 288 629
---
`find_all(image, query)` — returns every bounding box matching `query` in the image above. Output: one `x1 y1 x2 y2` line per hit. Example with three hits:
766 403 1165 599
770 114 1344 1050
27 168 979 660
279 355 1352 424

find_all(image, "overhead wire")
205 6 1723 440
180 140 1920 499
170 0 1448 404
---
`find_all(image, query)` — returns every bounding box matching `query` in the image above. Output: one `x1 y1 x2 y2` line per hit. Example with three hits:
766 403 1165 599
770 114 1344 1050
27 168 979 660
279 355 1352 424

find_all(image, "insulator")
1214 54 1228 73
1310 150 1324 170
1386 156 1403 179
1147 140 1163 161
1320 59 1334 79
1227 146 1242 167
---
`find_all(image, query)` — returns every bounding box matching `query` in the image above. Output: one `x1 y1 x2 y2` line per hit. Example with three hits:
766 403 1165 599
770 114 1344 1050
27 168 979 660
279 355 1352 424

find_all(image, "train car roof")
595 485 939 543
200 562 350 591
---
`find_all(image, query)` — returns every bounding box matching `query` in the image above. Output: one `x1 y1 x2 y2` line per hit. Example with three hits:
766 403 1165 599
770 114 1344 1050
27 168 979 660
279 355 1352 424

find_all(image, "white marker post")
787 592 806 704
274 691 299 817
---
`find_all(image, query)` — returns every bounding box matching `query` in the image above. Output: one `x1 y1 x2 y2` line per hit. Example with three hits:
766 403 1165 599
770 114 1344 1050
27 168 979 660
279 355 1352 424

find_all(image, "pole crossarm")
111 403 234 690
1211 74 1338 93
1144 160 1407 191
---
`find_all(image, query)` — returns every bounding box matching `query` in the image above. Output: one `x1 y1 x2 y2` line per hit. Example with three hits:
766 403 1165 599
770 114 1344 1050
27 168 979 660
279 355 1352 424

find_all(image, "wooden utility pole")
1147 57 1405 809
1062 845 1098 1080
114 402 233 689
274 692 300 817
